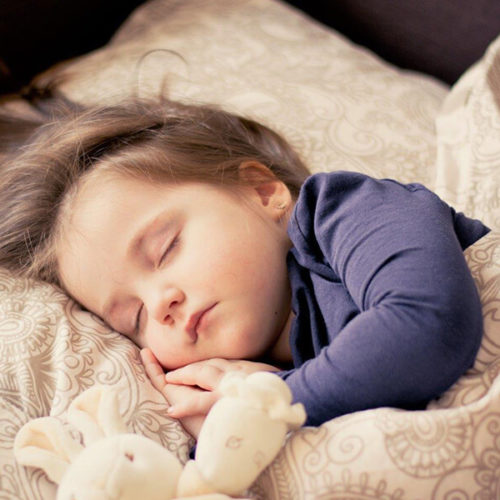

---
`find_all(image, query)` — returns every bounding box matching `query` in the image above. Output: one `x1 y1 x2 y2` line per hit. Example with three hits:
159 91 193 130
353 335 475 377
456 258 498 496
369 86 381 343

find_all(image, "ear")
238 161 292 219
14 417 83 484
67 386 128 446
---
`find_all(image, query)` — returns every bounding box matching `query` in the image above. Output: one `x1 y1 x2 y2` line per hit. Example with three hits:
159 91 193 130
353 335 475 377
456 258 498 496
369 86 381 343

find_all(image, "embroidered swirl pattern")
1 1 500 499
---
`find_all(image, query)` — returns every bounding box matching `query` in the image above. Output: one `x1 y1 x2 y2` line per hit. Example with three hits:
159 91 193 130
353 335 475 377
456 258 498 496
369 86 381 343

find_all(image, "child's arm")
279 172 489 426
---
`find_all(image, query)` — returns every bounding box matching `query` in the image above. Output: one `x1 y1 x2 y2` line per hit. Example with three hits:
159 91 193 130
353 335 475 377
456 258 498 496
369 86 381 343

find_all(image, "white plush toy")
14 372 306 500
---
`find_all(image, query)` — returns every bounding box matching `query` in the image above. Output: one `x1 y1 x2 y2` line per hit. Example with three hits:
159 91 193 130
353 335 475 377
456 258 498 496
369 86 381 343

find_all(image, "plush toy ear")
67 386 128 446
14 417 83 484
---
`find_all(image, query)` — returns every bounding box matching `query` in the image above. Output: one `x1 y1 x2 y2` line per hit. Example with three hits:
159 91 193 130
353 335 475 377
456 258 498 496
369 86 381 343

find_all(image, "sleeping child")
0 96 489 437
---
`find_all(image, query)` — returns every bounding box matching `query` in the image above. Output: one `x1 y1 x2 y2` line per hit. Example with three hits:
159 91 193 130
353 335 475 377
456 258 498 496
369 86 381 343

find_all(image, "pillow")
434 34 500 232
1 1 497 499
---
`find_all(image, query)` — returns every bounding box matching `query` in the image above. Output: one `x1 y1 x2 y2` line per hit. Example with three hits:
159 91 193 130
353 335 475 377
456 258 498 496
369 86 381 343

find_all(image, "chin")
230 339 273 361
216 322 275 360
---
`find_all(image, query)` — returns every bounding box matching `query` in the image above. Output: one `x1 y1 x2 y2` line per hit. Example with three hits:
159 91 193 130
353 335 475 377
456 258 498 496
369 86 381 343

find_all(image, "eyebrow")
128 214 162 259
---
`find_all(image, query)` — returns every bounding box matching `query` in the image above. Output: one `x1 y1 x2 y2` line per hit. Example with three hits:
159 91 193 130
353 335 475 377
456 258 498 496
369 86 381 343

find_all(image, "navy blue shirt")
277 172 489 426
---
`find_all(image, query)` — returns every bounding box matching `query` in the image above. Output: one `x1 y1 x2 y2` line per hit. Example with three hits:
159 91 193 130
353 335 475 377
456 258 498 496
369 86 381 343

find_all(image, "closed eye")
158 235 180 267
134 304 144 336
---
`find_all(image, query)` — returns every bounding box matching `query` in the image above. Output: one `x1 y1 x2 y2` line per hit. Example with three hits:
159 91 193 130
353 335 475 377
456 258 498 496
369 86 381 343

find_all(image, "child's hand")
140 348 206 439
163 358 280 418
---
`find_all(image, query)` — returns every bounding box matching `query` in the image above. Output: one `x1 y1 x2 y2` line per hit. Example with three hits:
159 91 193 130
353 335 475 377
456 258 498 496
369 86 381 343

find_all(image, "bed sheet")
1 0 499 498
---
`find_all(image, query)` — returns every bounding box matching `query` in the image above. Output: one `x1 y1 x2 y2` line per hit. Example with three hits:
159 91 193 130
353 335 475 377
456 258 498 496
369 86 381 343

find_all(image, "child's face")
57 172 292 369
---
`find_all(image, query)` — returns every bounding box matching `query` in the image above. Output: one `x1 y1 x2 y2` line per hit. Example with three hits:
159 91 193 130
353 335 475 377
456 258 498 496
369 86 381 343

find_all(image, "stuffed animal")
14 371 306 500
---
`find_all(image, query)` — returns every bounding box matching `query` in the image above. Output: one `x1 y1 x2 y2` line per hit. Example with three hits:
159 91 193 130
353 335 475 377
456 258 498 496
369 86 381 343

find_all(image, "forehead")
56 173 172 308
60 173 163 257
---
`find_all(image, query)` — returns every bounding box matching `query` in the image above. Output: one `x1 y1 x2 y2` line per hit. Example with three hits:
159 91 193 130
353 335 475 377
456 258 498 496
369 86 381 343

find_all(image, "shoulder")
289 171 382 252
300 171 366 193
301 171 436 195
290 171 450 244
294 171 366 215
297 171 444 211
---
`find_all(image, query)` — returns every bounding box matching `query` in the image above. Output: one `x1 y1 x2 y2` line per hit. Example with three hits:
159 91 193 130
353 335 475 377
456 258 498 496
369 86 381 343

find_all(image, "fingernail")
167 406 176 415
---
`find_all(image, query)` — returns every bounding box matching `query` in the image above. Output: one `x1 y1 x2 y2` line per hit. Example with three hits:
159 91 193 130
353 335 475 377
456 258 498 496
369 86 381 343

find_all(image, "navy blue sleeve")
280 172 488 425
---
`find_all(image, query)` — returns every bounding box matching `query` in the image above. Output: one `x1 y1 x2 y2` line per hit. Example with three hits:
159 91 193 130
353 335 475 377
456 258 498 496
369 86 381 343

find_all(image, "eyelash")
158 235 180 268
134 304 144 335
134 235 180 335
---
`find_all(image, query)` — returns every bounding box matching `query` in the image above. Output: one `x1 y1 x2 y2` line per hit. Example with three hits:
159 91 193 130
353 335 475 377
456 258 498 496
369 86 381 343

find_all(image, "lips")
185 303 216 341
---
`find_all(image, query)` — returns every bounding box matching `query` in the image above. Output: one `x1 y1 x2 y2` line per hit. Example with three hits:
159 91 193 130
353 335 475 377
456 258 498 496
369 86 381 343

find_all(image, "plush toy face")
58 434 183 500
196 400 288 494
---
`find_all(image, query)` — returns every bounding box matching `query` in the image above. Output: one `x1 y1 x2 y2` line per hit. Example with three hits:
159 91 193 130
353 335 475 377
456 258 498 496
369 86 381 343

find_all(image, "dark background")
0 0 145 94
286 0 500 85
1 0 500 95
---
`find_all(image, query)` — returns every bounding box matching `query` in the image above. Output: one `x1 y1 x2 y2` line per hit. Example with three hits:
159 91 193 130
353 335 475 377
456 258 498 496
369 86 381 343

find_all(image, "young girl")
0 95 489 438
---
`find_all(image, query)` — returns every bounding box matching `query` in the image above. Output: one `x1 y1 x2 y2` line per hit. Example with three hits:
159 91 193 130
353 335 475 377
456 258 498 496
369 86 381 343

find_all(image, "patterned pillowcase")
2 1 499 499
434 34 500 232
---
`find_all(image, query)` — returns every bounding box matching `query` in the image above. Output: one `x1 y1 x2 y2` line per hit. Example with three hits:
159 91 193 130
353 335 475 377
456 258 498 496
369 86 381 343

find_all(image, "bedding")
0 0 499 498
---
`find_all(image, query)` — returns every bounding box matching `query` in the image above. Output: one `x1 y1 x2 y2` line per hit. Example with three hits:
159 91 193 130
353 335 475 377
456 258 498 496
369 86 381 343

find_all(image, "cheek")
143 331 181 370
151 346 186 370
185 219 287 306
184 235 247 286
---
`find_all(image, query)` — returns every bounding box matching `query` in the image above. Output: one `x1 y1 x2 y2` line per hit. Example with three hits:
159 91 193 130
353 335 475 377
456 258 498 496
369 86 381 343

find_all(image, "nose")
149 287 185 325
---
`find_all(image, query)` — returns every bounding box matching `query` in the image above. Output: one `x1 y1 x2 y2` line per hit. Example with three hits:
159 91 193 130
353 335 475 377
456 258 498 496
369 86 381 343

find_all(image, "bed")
1 0 500 498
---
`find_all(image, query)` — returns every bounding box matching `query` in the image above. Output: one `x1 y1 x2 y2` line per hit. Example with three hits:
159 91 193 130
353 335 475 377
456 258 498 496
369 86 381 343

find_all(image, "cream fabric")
1 0 499 498
435 35 500 232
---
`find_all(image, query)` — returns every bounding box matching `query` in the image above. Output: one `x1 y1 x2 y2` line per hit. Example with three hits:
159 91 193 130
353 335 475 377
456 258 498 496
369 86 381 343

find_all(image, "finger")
165 363 225 391
160 382 202 411
140 348 167 392
177 415 205 440
168 391 220 418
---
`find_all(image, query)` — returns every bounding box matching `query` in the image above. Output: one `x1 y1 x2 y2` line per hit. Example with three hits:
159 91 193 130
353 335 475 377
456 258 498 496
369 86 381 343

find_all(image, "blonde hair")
0 97 309 285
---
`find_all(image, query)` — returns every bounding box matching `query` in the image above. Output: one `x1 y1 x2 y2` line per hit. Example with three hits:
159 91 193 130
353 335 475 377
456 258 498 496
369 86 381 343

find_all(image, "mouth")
185 303 217 341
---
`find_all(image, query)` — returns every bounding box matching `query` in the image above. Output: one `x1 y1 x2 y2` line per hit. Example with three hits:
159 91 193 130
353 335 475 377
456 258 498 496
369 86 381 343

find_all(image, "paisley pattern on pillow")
435 35 500 232
1 1 499 498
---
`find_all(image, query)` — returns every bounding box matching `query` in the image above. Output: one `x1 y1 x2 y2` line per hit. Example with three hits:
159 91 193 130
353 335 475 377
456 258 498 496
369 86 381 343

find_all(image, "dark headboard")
0 0 146 94
286 0 500 84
